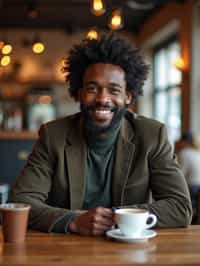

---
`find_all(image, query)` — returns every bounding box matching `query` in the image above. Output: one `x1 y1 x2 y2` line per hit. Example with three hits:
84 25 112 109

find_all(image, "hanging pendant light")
1 55 11 67
91 0 106 16
108 8 124 30
1 43 13 55
32 35 45 54
86 28 99 40
174 56 186 72
32 41 45 54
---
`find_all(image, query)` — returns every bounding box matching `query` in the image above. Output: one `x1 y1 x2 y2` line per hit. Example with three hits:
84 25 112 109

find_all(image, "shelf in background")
0 130 38 140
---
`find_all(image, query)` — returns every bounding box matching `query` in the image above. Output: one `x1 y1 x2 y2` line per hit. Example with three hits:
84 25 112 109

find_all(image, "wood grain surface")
0 225 200 265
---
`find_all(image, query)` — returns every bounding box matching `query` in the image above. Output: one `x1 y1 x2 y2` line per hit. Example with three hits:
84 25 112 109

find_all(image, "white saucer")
106 229 157 243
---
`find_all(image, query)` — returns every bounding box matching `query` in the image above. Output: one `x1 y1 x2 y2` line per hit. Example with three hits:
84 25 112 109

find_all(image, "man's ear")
125 91 132 105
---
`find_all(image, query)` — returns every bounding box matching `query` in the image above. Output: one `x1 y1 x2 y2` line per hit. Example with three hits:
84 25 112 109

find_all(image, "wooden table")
1 226 200 265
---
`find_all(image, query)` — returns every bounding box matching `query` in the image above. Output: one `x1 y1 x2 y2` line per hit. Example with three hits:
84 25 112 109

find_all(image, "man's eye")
86 87 97 93
110 88 121 95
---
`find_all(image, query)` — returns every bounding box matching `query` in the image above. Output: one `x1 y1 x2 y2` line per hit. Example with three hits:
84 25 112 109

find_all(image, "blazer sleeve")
140 125 192 227
8 124 73 233
121 124 193 227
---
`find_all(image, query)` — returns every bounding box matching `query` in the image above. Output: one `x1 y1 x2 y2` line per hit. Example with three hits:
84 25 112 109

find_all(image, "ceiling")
0 0 175 34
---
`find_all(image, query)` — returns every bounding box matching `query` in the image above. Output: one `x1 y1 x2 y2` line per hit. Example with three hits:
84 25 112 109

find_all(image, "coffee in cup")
114 208 157 237
0 203 30 243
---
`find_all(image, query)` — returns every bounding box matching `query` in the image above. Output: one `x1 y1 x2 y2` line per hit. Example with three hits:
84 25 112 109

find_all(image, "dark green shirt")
82 128 120 209
82 147 114 209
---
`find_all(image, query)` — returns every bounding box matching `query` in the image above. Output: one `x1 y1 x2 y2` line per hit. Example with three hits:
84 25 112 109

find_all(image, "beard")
80 102 127 136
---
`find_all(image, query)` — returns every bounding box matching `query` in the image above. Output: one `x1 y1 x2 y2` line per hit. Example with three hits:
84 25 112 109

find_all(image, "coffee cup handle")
146 214 157 229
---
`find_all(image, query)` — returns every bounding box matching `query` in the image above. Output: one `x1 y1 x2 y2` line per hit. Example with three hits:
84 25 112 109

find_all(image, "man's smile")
91 107 114 121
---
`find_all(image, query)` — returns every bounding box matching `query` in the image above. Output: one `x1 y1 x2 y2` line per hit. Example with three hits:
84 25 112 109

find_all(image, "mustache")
82 103 117 112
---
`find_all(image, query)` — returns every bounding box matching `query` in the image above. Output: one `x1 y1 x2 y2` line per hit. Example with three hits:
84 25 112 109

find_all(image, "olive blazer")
9 112 192 232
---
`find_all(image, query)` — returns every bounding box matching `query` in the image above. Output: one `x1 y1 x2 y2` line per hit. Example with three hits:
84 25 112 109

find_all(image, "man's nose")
95 88 111 104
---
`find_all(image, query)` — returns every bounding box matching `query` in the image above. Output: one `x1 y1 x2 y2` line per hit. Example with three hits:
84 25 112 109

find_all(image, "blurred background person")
175 132 200 223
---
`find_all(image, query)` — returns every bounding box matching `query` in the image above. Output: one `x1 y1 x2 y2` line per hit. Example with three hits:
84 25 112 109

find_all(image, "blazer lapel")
112 116 136 206
64 117 87 210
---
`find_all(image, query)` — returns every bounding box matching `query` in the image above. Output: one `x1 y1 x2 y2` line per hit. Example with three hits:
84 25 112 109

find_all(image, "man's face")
79 63 132 129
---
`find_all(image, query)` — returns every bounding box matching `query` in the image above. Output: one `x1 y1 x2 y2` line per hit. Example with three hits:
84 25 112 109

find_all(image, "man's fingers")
91 222 112 235
70 207 114 236
94 207 114 218
92 213 113 227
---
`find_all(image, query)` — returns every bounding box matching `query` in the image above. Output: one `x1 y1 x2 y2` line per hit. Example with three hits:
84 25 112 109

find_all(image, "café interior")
0 0 199 194
1 1 200 265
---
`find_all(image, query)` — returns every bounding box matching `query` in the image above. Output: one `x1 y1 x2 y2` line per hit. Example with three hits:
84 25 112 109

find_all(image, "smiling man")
9 33 192 235
80 63 131 134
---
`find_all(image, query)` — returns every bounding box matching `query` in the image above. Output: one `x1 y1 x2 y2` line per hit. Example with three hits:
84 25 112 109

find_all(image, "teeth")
95 110 111 115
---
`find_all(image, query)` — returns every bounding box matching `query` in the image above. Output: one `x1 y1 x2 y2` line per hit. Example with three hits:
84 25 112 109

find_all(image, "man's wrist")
68 220 77 233
67 210 87 233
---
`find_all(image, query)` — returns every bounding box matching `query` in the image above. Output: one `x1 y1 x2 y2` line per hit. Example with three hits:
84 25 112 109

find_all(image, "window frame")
152 34 182 143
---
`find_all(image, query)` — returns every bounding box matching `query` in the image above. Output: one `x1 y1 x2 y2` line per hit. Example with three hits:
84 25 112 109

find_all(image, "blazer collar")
112 113 136 206
64 114 87 210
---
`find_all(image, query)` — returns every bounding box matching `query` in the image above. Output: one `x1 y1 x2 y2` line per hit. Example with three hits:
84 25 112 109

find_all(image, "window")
153 36 182 144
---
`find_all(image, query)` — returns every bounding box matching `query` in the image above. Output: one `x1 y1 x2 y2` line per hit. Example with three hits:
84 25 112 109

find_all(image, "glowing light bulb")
1 55 11 66
93 0 103 11
32 42 45 54
174 57 185 71
2 44 13 55
91 0 105 16
111 15 121 27
86 28 98 40
109 9 123 30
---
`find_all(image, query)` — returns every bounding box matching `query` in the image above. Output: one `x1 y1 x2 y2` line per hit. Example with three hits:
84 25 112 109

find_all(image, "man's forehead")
83 63 126 83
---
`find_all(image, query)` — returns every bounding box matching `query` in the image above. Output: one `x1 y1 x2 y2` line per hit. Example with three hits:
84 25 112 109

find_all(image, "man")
9 33 192 235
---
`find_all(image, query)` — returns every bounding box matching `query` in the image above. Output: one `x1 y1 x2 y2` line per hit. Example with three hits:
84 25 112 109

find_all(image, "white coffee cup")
114 208 157 237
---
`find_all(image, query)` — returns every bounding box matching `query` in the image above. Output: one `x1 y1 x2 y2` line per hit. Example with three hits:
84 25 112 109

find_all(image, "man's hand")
68 207 114 236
